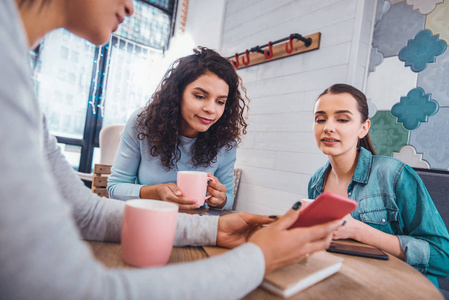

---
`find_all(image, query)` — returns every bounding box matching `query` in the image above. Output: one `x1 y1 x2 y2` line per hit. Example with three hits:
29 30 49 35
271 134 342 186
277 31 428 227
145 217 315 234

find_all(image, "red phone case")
289 192 357 228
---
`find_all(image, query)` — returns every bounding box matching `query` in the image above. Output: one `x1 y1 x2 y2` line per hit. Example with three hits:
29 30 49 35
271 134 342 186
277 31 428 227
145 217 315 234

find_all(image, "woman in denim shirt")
308 84 449 286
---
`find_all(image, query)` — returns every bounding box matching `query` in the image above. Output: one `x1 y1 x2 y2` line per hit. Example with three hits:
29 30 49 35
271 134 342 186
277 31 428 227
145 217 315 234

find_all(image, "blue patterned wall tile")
398 30 447 72
418 48 449 106
426 1 449 49
369 47 384 72
391 87 439 130
393 145 430 168
410 107 449 170
373 2 425 57
406 0 443 14
389 0 405 4
376 0 391 22
366 56 418 111
370 110 410 156
367 98 378 119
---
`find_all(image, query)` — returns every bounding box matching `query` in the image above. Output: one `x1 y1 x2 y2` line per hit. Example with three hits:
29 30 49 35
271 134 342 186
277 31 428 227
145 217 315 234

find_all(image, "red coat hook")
285 35 294 54
242 49 250 66
232 53 239 68
264 41 273 59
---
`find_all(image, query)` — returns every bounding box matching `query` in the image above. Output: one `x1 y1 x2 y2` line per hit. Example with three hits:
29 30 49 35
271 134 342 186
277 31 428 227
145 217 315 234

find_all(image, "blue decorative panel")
398 30 447 72
370 110 410 157
367 98 378 119
405 0 443 14
375 0 391 22
391 87 438 130
410 107 449 170
393 145 430 168
365 56 418 111
369 47 384 72
426 0 449 44
418 47 449 106
372 2 425 57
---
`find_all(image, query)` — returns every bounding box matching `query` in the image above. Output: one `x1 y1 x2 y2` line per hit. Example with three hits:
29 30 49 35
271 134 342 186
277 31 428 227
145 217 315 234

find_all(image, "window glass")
114 0 171 49
57 143 82 170
101 35 164 127
31 29 96 139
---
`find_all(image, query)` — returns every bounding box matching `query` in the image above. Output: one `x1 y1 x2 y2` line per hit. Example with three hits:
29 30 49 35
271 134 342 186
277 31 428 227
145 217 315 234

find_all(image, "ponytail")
358 134 377 155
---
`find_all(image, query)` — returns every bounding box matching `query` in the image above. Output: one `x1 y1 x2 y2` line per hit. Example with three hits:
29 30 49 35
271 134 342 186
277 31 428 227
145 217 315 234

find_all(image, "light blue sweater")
108 109 236 210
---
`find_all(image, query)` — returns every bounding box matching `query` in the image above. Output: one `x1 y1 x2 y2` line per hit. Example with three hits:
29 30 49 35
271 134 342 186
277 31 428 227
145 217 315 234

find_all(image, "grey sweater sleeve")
0 1 266 299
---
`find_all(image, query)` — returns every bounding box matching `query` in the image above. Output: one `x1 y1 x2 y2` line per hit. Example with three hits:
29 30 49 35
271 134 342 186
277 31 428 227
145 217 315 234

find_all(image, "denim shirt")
308 147 449 285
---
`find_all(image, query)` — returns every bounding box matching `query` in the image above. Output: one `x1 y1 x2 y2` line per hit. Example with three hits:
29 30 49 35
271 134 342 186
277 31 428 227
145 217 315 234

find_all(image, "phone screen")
326 242 389 260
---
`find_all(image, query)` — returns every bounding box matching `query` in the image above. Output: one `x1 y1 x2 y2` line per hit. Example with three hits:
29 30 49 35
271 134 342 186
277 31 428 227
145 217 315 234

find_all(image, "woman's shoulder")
129 107 145 123
372 154 406 170
124 107 145 128
217 143 237 158
310 162 330 181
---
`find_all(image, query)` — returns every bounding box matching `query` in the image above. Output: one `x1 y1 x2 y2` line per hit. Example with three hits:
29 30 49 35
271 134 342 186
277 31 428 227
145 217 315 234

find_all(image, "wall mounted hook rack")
228 32 321 69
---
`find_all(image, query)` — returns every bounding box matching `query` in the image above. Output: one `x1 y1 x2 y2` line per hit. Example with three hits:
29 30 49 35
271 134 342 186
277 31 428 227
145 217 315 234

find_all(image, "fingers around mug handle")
205 175 216 199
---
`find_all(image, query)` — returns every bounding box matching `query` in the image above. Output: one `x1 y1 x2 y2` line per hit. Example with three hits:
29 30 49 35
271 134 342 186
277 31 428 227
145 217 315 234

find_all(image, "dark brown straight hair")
317 84 377 155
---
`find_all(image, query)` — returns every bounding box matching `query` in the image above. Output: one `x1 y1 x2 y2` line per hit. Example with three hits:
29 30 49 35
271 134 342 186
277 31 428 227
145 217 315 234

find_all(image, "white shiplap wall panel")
235 183 304 215
219 0 376 213
239 166 310 195
222 0 356 54
242 64 349 99
275 151 329 176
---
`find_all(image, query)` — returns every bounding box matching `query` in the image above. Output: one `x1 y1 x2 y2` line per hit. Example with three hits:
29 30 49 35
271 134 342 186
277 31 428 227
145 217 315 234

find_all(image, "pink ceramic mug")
121 199 178 267
177 171 215 206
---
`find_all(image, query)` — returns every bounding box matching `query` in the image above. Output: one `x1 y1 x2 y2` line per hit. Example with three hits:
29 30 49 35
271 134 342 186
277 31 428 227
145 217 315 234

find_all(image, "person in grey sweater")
0 0 342 299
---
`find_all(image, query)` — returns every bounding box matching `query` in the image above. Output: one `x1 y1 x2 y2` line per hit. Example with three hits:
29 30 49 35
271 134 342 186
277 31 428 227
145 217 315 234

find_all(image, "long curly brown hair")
135 46 249 170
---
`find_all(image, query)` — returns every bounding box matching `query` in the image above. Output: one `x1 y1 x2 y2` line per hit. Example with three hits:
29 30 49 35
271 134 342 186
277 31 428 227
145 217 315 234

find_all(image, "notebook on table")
262 250 343 298
202 247 343 298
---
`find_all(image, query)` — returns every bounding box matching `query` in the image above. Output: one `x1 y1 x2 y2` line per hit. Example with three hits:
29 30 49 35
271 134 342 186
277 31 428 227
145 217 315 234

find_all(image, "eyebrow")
193 87 228 99
314 110 353 115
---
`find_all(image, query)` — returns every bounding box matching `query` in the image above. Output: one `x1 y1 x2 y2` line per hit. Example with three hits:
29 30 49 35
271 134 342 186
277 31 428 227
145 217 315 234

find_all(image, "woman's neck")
16 0 65 49
327 148 359 183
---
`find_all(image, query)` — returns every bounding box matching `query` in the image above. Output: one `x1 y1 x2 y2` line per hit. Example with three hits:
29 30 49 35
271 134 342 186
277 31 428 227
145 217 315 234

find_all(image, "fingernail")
292 201 302 210
268 215 278 219
342 220 346 226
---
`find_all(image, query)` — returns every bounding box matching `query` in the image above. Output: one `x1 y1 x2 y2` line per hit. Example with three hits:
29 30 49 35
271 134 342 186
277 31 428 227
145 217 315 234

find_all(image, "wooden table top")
87 238 443 300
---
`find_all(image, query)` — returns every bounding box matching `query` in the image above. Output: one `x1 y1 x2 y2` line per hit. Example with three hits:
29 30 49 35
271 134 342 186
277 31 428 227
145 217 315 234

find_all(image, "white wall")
173 0 227 51
220 0 377 215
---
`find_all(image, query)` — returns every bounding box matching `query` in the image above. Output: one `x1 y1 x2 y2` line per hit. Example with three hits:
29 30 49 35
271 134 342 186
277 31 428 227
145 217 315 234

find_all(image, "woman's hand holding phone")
248 202 343 274
288 192 358 229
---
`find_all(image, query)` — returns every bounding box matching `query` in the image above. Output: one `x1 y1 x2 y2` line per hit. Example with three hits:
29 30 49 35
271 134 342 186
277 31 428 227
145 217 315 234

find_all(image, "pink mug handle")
205 175 216 199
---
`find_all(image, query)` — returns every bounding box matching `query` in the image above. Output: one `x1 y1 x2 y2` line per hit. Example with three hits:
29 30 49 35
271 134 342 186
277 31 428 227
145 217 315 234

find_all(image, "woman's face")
64 0 134 45
313 92 370 158
180 72 229 138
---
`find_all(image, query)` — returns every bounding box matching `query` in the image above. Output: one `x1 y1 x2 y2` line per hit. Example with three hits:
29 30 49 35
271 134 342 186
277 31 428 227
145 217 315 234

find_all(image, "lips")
196 116 213 125
321 138 340 142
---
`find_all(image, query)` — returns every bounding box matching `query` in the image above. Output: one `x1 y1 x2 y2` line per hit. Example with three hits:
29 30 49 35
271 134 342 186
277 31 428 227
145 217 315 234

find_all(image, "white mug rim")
177 171 207 175
126 199 178 211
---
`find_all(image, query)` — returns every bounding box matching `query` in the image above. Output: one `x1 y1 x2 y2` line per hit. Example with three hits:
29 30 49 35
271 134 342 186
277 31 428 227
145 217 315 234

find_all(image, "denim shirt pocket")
358 194 399 230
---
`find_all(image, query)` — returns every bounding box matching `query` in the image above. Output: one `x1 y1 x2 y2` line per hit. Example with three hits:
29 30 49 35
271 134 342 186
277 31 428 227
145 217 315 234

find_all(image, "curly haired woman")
107 47 248 210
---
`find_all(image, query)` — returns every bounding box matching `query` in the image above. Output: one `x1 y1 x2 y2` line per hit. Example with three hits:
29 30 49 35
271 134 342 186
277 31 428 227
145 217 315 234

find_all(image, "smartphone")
289 192 357 228
326 241 389 260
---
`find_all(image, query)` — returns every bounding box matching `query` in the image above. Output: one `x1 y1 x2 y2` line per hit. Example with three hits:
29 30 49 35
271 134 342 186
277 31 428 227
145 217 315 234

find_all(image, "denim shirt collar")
352 147 372 184
310 147 372 193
